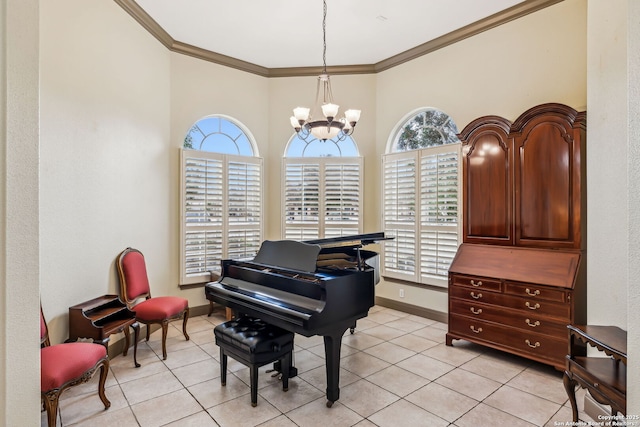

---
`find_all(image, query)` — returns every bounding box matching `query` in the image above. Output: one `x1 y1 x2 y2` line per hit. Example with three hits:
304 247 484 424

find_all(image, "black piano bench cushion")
214 316 294 363
214 316 294 407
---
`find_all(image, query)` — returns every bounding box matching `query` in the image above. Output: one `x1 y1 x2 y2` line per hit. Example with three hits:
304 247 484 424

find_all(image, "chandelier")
289 0 361 142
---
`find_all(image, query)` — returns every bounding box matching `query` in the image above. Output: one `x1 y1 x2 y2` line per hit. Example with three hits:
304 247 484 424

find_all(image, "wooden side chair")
116 247 190 360
40 305 110 427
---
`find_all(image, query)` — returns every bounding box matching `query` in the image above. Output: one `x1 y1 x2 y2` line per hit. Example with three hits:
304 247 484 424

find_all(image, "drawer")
450 274 501 291
449 299 567 337
567 358 626 411
449 315 567 364
449 286 571 320
504 281 568 303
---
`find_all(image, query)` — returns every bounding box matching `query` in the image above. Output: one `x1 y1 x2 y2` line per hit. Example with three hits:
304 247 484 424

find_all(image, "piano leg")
323 328 347 408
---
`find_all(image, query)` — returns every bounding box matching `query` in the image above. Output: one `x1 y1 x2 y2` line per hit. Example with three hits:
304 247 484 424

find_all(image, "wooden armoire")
446 103 586 370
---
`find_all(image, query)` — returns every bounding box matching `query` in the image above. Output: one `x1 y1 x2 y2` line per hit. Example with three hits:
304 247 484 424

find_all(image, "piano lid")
247 233 391 274
304 232 391 248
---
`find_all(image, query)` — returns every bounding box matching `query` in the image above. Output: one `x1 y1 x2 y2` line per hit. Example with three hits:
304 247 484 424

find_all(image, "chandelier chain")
289 0 360 141
322 0 327 73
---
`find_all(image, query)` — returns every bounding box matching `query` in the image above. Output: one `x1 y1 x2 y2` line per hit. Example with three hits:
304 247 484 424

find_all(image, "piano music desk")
67 295 140 367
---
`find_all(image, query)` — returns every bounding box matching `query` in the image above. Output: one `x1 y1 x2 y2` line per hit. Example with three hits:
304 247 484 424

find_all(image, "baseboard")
584 391 611 421
375 296 448 323
107 303 210 359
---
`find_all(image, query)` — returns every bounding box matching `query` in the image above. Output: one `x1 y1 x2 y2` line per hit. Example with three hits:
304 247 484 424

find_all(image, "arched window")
391 109 460 152
180 115 263 285
382 108 461 287
184 116 257 156
282 133 362 241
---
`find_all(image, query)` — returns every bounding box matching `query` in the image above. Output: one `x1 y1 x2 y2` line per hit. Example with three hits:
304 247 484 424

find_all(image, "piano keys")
204 232 388 407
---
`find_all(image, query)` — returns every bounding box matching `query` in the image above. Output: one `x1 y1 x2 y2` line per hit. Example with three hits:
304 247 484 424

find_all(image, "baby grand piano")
204 232 388 407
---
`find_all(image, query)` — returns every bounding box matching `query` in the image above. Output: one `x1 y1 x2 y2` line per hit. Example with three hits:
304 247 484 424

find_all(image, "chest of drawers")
446 244 586 370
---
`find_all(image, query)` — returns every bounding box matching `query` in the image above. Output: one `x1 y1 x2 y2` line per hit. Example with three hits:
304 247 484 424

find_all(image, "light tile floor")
43 306 598 427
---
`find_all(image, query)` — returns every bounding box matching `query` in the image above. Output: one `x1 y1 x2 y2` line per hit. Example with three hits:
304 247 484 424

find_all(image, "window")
180 116 263 285
283 133 362 240
382 108 460 287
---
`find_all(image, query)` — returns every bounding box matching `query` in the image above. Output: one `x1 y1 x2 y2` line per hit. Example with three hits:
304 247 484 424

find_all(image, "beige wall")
587 0 640 413
39 0 176 345
6 0 640 424
374 0 587 313
1 0 41 425
586 0 628 327
627 0 640 412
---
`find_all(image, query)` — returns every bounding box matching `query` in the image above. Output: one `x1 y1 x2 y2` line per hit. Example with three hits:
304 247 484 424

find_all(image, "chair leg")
131 322 140 368
42 391 59 427
122 326 130 357
182 308 190 341
97 359 111 410
250 365 258 407
161 321 169 360
145 323 150 342
220 348 227 386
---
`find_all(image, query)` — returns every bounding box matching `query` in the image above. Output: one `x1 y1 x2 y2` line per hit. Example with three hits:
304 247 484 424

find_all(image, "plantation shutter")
382 145 460 287
283 157 362 240
284 162 320 240
419 146 459 285
382 152 418 281
181 150 263 284
227 158 263 260
324 160 362 238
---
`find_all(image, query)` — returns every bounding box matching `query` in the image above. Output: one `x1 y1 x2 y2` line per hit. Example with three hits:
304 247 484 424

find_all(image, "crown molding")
373 0 563 72
267 64 376 78
114 0 562 78
171 40 270 76
113 0 173 49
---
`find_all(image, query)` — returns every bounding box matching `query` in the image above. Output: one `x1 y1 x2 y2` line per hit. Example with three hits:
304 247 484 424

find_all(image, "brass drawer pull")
470 292 482 300
525 302 540 310
525 319 540 327
525 339 540 348
470 326 483 334
470 307 482 315
470 280 483 287
525 288 540 296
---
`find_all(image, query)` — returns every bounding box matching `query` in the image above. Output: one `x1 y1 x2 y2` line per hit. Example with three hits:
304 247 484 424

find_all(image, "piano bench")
214 316 294 407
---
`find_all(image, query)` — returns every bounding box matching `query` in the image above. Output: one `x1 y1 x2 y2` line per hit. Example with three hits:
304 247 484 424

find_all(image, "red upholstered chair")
40 305 110 427
116 247 190 360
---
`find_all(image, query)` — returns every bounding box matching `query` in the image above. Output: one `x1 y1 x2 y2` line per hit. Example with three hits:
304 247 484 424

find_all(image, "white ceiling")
135 0 526 69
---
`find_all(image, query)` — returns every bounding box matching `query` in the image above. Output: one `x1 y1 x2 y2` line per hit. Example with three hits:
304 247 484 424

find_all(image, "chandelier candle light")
290 0 361 141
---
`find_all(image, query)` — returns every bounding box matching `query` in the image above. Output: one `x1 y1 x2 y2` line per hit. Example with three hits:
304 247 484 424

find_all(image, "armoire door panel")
517 122 572 242
458 116 513 245
512 104 585 249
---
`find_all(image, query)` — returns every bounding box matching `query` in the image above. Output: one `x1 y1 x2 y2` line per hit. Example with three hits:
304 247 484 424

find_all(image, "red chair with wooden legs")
116 247 190 360
40 305 110 427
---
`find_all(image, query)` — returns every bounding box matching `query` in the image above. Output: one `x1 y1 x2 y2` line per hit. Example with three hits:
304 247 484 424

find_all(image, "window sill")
179 272 220 290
